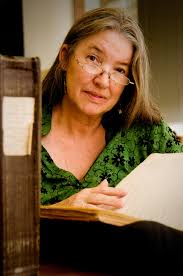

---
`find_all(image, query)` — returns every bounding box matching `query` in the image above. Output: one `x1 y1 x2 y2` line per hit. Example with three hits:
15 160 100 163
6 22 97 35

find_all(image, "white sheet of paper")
116 153 183 230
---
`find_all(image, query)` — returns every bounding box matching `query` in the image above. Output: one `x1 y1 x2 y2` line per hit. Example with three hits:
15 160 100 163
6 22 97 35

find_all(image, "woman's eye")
89 55 96 62
116 68 126 75
86 55 99 64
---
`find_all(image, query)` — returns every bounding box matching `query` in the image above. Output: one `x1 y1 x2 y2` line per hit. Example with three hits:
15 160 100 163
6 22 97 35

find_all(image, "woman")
41 7 183 274
41 7 182 207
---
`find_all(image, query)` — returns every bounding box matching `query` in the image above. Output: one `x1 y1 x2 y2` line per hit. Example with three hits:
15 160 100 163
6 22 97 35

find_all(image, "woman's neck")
52 102 104 138
42 101 106 180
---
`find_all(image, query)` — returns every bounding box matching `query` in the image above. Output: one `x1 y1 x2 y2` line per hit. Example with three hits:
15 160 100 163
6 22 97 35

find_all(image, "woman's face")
63 30 133 118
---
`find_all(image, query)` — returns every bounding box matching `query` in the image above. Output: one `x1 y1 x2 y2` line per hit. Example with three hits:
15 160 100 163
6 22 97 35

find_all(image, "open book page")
116 153 183 230
40 205 139 227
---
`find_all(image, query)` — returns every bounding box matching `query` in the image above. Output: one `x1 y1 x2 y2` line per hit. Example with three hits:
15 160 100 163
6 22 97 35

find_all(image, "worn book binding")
41 153 183 231
0 55 41 275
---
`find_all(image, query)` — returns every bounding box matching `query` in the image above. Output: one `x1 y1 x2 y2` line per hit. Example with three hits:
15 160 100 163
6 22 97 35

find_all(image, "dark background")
0 0 24 56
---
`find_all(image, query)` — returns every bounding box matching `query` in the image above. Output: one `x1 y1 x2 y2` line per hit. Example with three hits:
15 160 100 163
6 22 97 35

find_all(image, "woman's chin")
81 106 105 118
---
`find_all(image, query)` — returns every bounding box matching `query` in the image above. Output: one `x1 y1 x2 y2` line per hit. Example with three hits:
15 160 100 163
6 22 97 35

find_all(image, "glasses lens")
77 57 133 86
83 64 101 75
111 72 129 85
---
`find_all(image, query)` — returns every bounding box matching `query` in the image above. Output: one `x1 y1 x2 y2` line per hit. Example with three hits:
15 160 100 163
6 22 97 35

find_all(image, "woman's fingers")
87 193 124 209
73 180 127 209
97 179 109 188
50 180 127 210
93 179 127 198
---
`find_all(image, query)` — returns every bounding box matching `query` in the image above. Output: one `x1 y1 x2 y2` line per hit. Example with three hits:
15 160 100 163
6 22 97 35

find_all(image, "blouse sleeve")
149 120 183 153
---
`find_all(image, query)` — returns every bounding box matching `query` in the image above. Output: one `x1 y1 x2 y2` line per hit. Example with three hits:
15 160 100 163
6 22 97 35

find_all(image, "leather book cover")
0 55 41 275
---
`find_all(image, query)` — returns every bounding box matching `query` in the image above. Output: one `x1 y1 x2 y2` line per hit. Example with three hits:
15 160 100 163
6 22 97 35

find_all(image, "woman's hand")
50 179 127 210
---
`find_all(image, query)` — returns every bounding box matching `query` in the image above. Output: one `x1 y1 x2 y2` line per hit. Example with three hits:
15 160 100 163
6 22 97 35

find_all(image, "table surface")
40 263 110 276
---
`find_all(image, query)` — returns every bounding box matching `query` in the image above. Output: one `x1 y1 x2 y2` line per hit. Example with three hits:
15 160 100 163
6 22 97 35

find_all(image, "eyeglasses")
75 56 134 86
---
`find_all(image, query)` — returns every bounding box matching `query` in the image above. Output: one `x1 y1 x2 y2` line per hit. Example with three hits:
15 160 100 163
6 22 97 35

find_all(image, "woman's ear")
59 44 69 70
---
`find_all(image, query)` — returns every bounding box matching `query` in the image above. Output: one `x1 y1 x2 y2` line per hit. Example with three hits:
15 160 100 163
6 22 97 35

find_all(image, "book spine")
0 55 41 275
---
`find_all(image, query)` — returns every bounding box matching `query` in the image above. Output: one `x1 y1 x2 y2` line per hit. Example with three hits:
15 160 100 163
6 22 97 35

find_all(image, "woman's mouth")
84 90 106 101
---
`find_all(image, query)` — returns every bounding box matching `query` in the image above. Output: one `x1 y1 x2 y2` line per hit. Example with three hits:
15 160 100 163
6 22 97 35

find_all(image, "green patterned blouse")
41 108 183 205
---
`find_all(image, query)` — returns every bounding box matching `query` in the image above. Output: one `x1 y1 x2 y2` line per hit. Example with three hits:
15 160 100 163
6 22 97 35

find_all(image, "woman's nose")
93 70 110 89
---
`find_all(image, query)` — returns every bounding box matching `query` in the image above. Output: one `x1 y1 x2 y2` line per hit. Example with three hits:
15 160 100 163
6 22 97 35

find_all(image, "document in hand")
116 153 183 230
40 153 183 230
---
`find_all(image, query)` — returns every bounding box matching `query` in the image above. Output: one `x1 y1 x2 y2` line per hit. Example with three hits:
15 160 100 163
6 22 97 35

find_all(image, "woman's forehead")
75 30 133 63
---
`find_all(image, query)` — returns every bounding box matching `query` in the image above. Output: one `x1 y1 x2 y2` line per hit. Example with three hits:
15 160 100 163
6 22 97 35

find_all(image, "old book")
0 55 41 275
40 153 183 231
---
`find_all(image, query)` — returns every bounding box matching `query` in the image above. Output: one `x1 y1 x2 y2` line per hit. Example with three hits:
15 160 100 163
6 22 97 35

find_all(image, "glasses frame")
75 56 134 86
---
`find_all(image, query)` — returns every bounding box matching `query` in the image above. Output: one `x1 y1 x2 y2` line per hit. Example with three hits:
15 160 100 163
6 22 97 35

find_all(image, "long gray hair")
42 7 161 128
